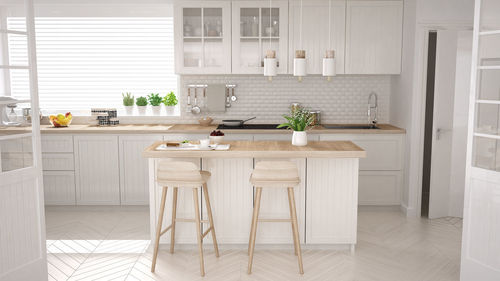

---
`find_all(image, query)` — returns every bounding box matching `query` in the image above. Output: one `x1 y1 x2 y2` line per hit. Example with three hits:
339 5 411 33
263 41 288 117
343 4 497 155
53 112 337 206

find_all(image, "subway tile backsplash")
179 75 390 124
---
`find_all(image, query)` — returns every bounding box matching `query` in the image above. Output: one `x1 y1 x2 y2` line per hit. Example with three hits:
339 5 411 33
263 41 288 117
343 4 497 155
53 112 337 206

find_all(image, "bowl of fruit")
49 112 73 127
209 130 224 144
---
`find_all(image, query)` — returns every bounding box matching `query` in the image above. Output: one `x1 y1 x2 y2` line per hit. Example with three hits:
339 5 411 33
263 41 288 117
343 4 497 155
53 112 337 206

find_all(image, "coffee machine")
0 96 22 126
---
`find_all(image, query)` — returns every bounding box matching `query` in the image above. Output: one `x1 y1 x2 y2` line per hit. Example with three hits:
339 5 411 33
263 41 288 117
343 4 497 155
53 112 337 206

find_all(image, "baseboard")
400 203 417 217
155 243 351 251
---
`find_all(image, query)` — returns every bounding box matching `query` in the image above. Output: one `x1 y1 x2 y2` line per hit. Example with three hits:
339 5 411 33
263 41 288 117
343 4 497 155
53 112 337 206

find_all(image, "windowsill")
41 106 182 118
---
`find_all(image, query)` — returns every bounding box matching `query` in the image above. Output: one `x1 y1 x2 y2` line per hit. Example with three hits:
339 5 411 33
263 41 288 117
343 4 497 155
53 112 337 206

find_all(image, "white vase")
137 106 147 116
124 106 133 115
165 106 175 115
292 131 308 146
151 105 161 116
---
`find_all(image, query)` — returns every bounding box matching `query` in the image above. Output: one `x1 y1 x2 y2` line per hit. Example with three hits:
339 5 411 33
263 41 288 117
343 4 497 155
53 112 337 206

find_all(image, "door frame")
407 23 472 218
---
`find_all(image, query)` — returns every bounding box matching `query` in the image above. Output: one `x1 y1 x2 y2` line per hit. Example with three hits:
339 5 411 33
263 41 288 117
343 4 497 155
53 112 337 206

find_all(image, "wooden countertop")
0 123 405 135
142 140 367 158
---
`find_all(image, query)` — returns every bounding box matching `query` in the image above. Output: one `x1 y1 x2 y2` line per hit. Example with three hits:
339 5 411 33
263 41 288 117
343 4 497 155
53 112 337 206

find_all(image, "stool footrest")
175 218 209 223
160 224 172 236
257 218 293 223
202 227 213 238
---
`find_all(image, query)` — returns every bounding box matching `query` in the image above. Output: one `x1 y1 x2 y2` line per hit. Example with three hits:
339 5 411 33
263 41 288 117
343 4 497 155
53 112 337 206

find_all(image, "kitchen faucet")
367 91 378 125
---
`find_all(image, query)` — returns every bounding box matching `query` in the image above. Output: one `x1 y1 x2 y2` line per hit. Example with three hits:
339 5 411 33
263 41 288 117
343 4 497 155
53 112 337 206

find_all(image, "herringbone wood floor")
45 206 462 281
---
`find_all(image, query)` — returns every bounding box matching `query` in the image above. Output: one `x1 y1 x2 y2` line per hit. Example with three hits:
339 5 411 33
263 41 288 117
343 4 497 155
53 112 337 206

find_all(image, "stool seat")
157 160 211 187
250 161 300 187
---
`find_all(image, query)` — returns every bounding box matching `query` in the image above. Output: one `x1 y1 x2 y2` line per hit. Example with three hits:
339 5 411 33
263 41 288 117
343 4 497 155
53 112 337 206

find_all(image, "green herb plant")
148 93 163 106
122 92 134 106
163 91 178 106
277 107 314 132
136 96 148 106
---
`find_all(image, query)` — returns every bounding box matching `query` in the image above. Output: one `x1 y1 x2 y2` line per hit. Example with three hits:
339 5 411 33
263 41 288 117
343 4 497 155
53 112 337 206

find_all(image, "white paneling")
74 135 120 205
254 158 306 244
253 133 319 141
43 171 76 205
42 153 74 171
306 158 358 244
41 135 73 153
289 0 346 74
151 158 202 244
119 135 162 205
164 134 208 142
221 133 253 141
201 158 254 244
345 0 403 74
359 171 401 205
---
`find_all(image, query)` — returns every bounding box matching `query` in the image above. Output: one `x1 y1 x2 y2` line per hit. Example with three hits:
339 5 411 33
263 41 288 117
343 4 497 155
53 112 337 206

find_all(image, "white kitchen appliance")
0 96 23 126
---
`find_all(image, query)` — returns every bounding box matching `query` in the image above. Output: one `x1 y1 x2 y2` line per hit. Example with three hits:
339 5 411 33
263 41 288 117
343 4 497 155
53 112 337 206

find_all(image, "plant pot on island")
277 106 314 146
292 131 308 146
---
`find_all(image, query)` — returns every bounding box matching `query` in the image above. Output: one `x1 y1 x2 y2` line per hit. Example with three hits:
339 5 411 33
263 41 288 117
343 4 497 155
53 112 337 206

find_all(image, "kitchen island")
143 140 366 250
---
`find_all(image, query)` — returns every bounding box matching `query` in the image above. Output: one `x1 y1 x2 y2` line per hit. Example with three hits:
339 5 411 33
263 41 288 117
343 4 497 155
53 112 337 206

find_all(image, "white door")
460 0 500 279
428 30 473 219
0 1 47 281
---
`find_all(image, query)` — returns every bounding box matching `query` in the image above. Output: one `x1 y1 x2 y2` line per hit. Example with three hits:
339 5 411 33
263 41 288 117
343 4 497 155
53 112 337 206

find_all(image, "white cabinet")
119 135 163 205
174 0 232 74
74 135 120 205
231 0 289 74
345 0 403 74
288 0 346 74
43 171 76 205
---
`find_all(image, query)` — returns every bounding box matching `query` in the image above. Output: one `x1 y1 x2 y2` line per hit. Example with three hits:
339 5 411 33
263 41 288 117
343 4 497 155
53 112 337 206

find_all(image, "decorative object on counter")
199 138 210 149
278 107 313 146
49 112 72 127
209 130 224 144
148 93 163 116
222 116 256 127
263 0 278 81
191 88 201 114
293 0 307 82
290 102 301 114
7 104 18 124
22 108 43 125
198 116 213 126
122 92 134 115
0 97 27 126
310 110 321 126
323 0 337 81
163 91 178 114
91 108 119 126
136 96 148 115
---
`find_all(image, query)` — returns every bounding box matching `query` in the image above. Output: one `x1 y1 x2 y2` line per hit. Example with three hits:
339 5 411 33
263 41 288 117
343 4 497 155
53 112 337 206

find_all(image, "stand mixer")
0 96 22 126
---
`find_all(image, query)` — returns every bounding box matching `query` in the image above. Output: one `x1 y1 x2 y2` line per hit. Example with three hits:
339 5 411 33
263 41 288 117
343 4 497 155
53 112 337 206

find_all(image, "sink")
322 124 380 129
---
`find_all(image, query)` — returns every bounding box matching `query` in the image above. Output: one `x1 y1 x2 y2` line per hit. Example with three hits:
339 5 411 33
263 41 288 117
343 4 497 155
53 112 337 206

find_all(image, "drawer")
41 135 73 153
358 171 401 205
43 171 76 205
42 153 75 171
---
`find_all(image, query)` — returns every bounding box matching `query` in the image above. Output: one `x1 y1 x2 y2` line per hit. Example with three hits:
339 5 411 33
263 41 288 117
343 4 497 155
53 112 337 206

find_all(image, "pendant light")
264 0 277 81
293 0 306 82
322 0 336 81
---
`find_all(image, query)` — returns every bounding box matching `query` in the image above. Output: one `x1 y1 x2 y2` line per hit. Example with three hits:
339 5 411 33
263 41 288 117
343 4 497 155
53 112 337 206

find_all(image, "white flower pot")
151 105 161 116
124 106 133 115
137 106 147 116
165 106 175 115
292 131 307 146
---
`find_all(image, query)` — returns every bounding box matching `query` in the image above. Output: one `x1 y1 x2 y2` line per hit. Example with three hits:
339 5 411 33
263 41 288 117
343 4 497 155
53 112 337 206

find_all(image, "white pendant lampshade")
294 50 307 82
323 50 336 81
264 50 277 81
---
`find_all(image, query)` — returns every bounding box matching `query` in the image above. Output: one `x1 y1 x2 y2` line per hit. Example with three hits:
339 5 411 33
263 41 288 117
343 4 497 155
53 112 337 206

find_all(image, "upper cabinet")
289 0 346 75
174 1 232 74
231 1 289 74
345 0 403 74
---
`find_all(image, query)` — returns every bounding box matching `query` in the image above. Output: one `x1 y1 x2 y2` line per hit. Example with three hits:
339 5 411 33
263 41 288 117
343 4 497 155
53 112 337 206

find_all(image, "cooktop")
216 124 286 130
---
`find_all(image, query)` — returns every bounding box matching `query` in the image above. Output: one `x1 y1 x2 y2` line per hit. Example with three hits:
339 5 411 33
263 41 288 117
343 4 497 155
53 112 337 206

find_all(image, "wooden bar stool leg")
287 188 298 256
288 187 304 274
193 187 205 277
247 187 262 274
248 187 256 256
151 186 168 273
169 187 178 254
202 183 220 257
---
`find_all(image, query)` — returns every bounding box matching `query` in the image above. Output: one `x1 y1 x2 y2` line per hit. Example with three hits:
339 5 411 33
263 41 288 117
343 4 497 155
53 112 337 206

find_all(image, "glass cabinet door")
232 1 288 74
175 3 230 74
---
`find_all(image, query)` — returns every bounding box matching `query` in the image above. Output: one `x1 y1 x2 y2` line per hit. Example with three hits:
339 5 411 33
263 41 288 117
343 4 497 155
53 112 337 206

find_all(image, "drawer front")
43 171 76 205
42 135 74 153
42 153 75 171
319 134 403 171
358 171 401 205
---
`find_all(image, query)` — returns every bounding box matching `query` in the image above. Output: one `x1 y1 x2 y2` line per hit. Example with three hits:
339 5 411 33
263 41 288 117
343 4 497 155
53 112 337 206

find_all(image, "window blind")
7 17 177 114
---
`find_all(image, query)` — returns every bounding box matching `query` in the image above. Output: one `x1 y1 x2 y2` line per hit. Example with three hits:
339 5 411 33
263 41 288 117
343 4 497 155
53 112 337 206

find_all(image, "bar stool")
247 161 304 275
151 161 219 277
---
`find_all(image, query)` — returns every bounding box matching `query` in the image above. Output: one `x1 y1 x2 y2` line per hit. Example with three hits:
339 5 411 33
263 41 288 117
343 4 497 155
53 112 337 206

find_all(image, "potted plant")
163 91 178 114
148 93 163 115
277 107 314 146
136 96 148 115
122 92 134 115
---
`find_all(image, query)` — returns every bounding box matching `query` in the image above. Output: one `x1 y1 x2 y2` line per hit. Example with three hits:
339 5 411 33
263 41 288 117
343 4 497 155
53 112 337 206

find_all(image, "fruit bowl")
209 130 224 144
49 112 73 127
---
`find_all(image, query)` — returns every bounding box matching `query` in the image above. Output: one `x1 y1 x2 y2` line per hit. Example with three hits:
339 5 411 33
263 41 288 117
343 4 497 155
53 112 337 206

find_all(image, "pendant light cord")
269 0 272 49
299 0 303 49
328 0 331 50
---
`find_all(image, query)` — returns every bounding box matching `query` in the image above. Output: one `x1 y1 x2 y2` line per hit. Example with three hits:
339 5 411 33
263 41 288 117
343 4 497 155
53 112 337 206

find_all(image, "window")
7 17 177 115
